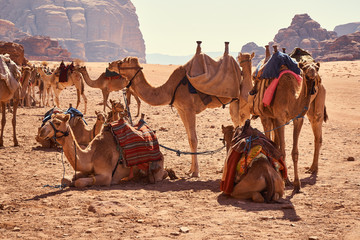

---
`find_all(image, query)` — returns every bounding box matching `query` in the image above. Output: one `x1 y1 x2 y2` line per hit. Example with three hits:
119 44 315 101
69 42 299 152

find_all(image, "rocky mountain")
0 0 145 62
241 42 265 66
334 22 360 37
0 41 27 65
269 14 337 53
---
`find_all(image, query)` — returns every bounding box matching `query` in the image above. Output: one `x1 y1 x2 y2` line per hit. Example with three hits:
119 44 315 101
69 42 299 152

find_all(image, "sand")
0 60 359 239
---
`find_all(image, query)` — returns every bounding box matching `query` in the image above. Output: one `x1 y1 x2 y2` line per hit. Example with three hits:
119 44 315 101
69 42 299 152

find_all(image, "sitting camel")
0 54 30 146
106 99 128 123
221 125 234 153
75 66 141 116
221 120 285 203
36 109 106 148
107 42 252 177
37 113 168 187
249 46 327 193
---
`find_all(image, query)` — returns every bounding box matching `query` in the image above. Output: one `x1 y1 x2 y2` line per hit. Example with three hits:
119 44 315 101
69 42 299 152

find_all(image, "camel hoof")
185 170 200 178
61 178 72 187
285 178 293 187
305 166 318 174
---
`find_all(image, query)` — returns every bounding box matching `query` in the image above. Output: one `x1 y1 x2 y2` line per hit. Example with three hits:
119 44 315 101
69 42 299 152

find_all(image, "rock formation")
0 41 28 65
14 36 72 62
241 42 265 66
334 22 360 37
0 0 145 62
269 14 337 53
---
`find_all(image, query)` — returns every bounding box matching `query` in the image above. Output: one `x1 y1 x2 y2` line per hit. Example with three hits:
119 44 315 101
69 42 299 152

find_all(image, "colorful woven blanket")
110 119 162 167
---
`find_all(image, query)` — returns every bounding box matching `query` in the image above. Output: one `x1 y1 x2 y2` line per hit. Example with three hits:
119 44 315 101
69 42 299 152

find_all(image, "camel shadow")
217 193 301 222
32 146 61 153
25 178 222 202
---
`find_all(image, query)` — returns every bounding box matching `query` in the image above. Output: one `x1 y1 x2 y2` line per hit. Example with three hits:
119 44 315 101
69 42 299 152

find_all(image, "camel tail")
323 105 328 123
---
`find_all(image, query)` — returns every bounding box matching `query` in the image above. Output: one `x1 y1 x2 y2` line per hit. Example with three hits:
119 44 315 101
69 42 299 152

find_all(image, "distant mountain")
334 22 360 36
146 52 239 65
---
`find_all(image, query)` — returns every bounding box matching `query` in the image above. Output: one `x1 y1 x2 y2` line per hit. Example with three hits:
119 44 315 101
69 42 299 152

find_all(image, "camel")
35 66 55 107
35 109 106 148
107 44 253 177
250 47 326 193
221 125 234 153
106 99 128 123
37 113 168 187
221 120 285 203
75 66 141 116
37 65 88 114
68 110 106 146
0 54 30 146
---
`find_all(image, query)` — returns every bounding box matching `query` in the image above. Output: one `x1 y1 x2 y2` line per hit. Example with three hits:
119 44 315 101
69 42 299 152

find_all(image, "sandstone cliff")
0 41 27 65
334 22 360 37
0 0 145 62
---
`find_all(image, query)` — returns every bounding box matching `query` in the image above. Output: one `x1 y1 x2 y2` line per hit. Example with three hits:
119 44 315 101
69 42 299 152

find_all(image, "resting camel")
69 110 106 146
106 99 128 123
107 45 252 177
37 113 167 187
250 47 326 192
36 110 106 148
221 120 285 203
0 54 30 146
75 66 141 116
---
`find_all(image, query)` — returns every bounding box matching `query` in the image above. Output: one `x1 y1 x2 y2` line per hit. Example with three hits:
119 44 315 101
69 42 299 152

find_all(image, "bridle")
49 121 69 142
115 61 143 88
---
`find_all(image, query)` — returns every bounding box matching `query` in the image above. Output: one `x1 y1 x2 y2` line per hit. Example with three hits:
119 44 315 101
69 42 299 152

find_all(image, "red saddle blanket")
110 119 162 167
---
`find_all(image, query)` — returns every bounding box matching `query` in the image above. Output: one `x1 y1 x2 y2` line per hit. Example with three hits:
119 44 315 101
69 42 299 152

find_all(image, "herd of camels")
1 41 327 202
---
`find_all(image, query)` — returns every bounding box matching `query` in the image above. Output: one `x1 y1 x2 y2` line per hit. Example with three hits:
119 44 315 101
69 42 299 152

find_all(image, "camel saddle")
59 62 74 83
110 118 162 168
183 52 245 100
220 120 287 195
0 54 20 92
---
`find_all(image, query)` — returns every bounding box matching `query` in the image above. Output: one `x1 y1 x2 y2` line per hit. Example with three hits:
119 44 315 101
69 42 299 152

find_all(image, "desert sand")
0 59 359 239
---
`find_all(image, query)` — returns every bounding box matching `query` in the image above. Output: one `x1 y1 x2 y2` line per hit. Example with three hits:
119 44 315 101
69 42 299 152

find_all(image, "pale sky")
131 0 360 56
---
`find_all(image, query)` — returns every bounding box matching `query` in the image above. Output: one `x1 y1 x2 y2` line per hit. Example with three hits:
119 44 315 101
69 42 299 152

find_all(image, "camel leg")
102 90 110 111
292 118 304 193
53 88 61 108
75 89 81 110
81 93 87 115
177 109 199 177
229 100 240 127
74 174 112 188
0 102 5 147
11 98 19 146
261 117 273 140
238 98 250 126
134 95 141 118
231 174 266 202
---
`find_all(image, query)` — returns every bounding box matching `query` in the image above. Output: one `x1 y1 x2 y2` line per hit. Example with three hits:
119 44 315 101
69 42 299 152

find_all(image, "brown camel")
250 48 326 193
37 113 168 187
106 99 128 123
36 66 55 107
107 46 252 177
221 120 285 203
221 125 234 153
0 54 30 146
75 66 141 116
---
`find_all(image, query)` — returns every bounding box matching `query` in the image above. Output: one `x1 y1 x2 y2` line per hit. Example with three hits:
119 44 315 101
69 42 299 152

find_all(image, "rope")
159 143 225 156
43 147 67 189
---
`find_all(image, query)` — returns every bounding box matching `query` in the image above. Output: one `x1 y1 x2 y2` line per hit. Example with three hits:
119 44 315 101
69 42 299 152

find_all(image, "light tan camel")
76 66 141 116
251 49 325 193
35 110 106 148
37 113 168 187
106 99 128 123
221 125 234 153
37 66 88 114
0 54 30 146
69 110 106 146
107 52 252 177
36 66 55 107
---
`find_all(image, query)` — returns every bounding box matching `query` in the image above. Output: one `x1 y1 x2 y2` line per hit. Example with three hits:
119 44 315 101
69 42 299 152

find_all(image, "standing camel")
107 44 252 177
37 113 168 187
37 65 88 114
75 66 141 116
36 66 55 107
250 47 326 192
0 54 30 146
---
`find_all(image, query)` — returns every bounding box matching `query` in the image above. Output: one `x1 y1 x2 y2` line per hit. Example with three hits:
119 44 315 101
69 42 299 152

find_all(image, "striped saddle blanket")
110 119 162 167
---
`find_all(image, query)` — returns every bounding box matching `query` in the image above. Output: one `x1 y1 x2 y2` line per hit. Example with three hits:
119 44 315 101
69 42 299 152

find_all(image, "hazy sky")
131 0 359 56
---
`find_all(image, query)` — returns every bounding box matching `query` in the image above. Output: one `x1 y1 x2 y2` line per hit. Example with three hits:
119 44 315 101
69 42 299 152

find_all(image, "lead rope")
122 89 133 126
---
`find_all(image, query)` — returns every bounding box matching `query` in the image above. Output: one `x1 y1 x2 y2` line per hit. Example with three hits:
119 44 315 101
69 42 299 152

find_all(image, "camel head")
110 99 128 119
299 61 320 81
238 52 255 68
38 113 70 141
108 57 141 79
1 54 21 81
95 110 106 124
222 125 235 153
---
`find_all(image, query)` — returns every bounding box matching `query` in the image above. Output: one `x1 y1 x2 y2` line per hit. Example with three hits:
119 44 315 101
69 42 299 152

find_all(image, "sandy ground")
0 59 359 240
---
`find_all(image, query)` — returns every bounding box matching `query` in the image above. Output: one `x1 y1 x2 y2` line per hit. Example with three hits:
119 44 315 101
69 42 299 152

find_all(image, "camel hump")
0 54 21 91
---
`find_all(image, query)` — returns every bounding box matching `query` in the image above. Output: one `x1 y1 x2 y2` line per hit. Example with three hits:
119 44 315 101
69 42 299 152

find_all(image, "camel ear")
315 62 320 71
251 52 255 60
64 114 71 122
95 110 99 115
